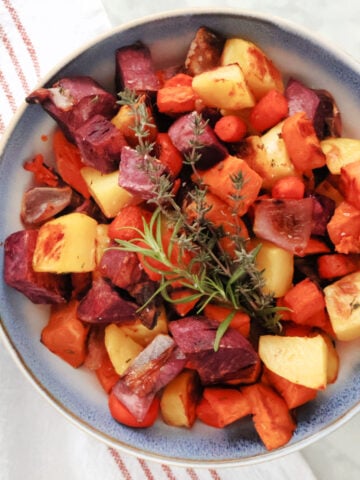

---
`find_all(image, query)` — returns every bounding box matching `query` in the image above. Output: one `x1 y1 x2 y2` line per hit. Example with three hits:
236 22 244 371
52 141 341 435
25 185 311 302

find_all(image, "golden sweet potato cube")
321 334 339 384
111 105 138 145
240 127 298 191
238 135 269 185
258 335 330 389
260 122 298 187
104 324 143 376
160 369 200 428
324 271 360 341
117 307 168 347
94 223 111 266
253 239 294 297
111 100 157 147
221 38 284 100
192 64 255 110
33 212 97 273
81 167 139 218
321 137 360 174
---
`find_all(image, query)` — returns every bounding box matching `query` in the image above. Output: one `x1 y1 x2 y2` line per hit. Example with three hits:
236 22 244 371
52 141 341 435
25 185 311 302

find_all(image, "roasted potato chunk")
185 26 225 76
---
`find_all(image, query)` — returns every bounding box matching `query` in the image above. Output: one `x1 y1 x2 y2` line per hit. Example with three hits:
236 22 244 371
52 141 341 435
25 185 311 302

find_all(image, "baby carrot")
271 175 305 199
214 115 247 143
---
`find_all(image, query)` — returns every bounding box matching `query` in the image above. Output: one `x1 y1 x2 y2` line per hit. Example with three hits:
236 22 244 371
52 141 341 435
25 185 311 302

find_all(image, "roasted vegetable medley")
3 26 360 451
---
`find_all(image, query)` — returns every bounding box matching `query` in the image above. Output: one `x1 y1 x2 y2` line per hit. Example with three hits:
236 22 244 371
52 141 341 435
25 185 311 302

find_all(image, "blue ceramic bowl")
1 8 360 467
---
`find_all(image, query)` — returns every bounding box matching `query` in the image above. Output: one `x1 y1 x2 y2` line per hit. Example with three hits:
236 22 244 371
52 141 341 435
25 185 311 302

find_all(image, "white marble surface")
102 0 360 60
101 1 360 478
301 411 360 479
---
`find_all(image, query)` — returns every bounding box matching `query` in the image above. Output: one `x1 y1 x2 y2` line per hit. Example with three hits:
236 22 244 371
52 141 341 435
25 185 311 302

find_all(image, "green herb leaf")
113 89 282 349
214 311 236 352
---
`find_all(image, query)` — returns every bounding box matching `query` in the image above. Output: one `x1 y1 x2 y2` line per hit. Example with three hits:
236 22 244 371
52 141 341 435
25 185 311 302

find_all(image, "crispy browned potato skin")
184 26 225 76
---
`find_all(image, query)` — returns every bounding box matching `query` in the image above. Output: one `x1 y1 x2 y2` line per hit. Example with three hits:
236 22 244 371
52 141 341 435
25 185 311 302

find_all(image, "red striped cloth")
0 0 38 132
0 1 317 478
0 341 317 479
0 0 109 136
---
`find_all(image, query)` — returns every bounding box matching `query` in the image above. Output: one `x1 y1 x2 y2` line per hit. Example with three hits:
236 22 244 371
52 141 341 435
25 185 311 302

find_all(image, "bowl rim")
1 6 360 468
1 6 360 151
2 324 360 468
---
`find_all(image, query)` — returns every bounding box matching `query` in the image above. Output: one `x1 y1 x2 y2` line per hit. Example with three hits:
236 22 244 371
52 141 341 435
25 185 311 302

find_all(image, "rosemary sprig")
115 89 283 349
214 311 235 351
115 206 283 347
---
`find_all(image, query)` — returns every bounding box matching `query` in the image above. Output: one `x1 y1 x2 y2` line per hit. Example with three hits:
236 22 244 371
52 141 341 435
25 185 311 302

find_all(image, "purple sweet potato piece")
285 78 342 139
74 114 127 173
4 230 69 304
99 248 143 290
74 198 108 223
128 280 161 329
286 78 320 120
21 186 72 225
313 88 342 138
115 42 161 93
112 334 186 421
169 316 260 385
200 107 222 129
168 112 228 169
70 272 92 300
26 76 117 141
307 192 336 236
77 276 137 323
119 146 165 199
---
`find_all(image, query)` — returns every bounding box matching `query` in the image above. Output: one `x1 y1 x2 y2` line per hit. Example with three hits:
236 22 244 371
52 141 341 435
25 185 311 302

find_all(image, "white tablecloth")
0 343 318 480
1 0 357 478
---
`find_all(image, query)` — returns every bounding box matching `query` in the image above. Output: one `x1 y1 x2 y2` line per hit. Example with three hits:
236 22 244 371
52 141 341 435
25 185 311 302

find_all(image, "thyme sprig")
117 88 155 155
115 88 283 348
115 207 283 346
183 113 209 182
118 88 179 215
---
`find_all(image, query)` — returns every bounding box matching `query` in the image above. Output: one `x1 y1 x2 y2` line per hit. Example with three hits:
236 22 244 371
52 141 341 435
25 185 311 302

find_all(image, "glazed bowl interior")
1 8 360 467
